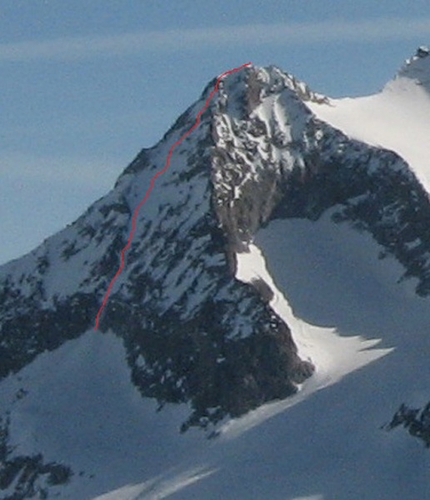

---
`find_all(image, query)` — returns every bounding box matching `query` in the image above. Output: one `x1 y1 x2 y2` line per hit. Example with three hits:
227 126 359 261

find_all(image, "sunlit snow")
307 52 430 193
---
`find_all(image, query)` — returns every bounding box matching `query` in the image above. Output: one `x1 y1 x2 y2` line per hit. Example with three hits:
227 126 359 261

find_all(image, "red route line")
94 62 252 330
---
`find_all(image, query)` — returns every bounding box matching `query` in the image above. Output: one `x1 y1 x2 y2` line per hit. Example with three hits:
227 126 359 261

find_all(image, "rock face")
1 63 430 446
385 402 430 448
0 415 73 499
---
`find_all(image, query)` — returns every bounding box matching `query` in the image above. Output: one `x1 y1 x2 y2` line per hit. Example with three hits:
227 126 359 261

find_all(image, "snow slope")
3 212 429 499
234 240 390 435
307 48 430 193
158 214 430 499
0 330 211 500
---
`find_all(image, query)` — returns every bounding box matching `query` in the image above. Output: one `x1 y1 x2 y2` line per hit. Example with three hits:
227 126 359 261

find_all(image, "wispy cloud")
1 18 430 62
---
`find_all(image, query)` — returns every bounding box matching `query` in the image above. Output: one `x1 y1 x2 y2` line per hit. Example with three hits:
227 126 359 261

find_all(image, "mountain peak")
415 45 430 58
395 45 430 89
3 55 430 499
221 64 327 105
407 45 430 63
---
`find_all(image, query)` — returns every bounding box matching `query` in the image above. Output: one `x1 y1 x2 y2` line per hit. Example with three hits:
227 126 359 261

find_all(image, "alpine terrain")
1 47 430 499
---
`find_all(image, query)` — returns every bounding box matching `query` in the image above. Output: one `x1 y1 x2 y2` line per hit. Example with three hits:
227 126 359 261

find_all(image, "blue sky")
1 0 430 264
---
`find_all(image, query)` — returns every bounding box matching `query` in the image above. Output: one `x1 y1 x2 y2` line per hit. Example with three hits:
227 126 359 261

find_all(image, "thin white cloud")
1 18 430 62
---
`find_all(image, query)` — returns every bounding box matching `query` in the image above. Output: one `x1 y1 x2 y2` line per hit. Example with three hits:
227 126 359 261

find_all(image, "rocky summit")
1 53 430 499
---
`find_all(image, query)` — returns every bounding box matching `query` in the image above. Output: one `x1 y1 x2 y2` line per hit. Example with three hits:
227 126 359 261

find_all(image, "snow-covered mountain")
1 49 430 499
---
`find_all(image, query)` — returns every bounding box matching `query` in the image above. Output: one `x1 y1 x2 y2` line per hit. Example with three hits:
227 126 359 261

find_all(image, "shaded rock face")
0 291 99 379
210 65 324 252
99 114 314 429
211 66 430 298
274 125 430 295
105 293 311 432
1 63 430 439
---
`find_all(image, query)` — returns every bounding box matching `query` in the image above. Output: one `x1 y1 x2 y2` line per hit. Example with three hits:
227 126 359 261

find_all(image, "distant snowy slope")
307 47 430 193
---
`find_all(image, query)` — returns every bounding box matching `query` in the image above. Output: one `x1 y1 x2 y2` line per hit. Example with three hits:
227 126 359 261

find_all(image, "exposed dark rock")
385 402 430 448
0 292 99 378
250 277 274 303
0 415 73 499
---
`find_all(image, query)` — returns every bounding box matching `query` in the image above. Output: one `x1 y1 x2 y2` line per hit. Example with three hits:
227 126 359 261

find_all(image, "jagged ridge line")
94 62 252 329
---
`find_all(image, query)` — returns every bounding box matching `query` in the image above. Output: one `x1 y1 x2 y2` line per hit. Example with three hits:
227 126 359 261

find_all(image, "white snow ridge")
307 46 430 194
